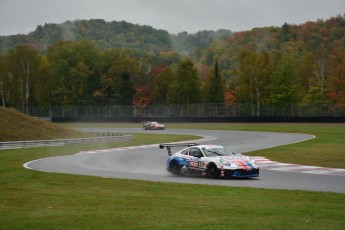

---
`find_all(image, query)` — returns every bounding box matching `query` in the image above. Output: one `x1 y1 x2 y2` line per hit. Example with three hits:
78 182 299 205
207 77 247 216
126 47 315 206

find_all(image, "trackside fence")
13 103 345 122
0 133 132 150
19 103 345 118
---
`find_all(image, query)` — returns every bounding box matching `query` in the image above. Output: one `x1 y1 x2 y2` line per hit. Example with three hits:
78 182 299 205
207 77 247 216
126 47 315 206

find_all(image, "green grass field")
1 123 345 229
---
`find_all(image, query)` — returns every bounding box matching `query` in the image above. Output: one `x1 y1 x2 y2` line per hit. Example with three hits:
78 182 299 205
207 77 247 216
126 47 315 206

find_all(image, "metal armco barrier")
0 133 132 150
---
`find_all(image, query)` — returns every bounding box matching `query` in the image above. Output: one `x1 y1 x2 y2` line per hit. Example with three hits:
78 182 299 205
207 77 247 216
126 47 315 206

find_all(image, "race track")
24 128 345 193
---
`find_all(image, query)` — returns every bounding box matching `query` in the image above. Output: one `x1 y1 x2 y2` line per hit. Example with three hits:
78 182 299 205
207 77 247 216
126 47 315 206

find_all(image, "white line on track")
252 156 345 176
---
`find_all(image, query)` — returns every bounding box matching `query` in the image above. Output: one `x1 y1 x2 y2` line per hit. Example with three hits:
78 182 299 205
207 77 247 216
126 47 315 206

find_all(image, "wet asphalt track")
24 128 345 193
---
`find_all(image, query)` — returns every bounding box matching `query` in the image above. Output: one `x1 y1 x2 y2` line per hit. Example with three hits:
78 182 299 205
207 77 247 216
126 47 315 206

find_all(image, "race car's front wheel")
207 163 220 179
169 161 181 176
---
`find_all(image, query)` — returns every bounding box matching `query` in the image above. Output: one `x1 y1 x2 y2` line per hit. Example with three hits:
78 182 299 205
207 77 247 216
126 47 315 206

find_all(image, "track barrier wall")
16 104 345 123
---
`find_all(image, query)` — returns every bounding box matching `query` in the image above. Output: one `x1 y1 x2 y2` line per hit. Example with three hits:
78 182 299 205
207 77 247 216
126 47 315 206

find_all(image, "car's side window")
189 148 195 156
189 148 203 157
181 149 189 155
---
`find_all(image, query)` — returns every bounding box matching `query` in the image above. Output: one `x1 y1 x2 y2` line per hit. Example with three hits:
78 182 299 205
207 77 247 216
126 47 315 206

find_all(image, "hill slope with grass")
0 107 86 141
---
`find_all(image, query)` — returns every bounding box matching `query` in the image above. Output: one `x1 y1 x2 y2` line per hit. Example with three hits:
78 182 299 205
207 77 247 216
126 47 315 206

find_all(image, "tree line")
196 15 345 115
0 15 345 116
0 19 231 54
0 40 226 113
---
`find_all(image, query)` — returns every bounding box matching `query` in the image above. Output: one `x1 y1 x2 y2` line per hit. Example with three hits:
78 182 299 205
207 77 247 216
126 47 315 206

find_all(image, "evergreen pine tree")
204 59 225 103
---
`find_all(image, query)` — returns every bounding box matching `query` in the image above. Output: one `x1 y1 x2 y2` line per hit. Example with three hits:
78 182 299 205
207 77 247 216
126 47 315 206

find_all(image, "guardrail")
0 133 132 150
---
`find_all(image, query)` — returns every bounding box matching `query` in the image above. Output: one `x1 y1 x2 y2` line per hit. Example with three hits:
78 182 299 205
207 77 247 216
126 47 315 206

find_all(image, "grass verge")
0 107 89 141
1 130 344 229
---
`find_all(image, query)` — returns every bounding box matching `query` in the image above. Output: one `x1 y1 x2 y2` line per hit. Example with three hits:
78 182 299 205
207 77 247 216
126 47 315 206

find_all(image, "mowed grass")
1 132 345 230
62 122 345 168
0 107 89 141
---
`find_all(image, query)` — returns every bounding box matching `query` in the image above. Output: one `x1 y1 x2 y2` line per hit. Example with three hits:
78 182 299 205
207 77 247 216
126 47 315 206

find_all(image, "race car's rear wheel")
207 163 220 179
169 161 181 175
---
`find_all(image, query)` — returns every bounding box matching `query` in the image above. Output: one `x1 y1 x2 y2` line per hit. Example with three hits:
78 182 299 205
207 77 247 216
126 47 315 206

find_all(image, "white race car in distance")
159 143 259 178
143 121 165 130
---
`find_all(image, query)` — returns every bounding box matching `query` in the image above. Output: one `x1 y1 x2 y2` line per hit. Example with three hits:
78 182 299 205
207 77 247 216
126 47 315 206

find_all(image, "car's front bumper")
220 168 259 178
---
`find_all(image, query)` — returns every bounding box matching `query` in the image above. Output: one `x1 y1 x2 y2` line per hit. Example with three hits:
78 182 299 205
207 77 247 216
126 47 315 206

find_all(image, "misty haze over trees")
0 16 344 116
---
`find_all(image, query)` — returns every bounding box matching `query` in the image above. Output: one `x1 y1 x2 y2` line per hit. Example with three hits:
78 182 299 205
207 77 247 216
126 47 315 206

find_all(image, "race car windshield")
202 147 235 157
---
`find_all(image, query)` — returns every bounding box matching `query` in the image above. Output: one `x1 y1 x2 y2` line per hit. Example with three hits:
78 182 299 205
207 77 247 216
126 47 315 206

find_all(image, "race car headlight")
220 158 231 166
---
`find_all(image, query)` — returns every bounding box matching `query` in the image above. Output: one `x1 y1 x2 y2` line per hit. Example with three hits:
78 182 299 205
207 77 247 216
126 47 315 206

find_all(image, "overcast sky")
1 0 344 36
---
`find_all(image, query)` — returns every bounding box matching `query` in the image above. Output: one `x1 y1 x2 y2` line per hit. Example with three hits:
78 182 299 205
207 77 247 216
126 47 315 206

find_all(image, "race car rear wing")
159 143 199 156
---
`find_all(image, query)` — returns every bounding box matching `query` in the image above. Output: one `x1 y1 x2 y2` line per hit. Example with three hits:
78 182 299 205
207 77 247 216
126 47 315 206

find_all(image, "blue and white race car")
159 143 259 178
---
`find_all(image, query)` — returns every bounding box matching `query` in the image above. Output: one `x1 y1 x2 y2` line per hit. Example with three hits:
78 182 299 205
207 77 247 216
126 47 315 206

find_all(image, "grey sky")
0 0 344 36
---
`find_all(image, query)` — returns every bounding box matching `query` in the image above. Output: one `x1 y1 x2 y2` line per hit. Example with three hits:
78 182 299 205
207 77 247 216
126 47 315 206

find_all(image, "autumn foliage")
0 16 345 116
